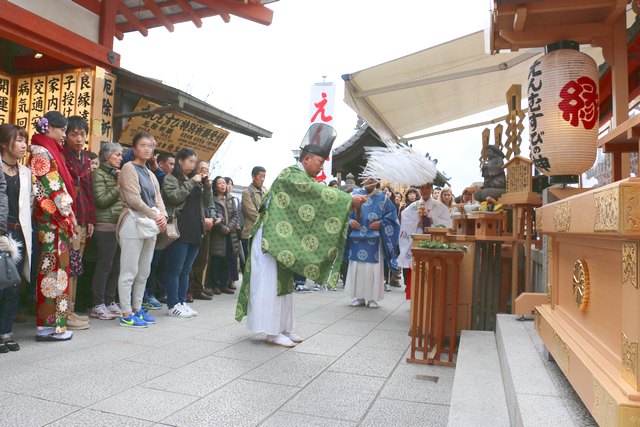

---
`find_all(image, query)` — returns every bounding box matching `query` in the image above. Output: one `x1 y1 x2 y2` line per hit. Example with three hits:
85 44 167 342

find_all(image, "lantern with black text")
527 41 598 176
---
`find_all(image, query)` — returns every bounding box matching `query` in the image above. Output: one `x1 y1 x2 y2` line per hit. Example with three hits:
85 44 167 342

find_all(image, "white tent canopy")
343 30 603 144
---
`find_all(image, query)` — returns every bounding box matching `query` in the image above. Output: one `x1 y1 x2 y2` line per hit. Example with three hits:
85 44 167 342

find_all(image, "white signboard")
309 82 336 181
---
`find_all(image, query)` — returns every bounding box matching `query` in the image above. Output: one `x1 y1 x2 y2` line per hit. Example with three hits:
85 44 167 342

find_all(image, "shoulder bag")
155 217 180 250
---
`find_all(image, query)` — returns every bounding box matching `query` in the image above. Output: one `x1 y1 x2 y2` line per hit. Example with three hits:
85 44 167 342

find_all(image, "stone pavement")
0 285 455 426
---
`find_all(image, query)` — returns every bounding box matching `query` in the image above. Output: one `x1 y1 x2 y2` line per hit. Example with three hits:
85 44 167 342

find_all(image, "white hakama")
345 242 384 302
246 226 295 335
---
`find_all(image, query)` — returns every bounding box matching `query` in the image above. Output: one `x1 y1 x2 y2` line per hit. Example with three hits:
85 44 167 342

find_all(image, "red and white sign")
309 82 336 181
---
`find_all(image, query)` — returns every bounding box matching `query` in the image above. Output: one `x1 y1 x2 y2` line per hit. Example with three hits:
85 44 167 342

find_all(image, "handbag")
130 209 160 239
155 218 180 250
69 248 84 277
0 250 20 289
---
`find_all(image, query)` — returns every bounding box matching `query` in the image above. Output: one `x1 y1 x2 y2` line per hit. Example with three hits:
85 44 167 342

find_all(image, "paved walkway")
0 285 455 426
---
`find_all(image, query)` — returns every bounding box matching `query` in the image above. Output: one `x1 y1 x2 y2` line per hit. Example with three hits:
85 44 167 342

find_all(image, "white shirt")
397 198 452 268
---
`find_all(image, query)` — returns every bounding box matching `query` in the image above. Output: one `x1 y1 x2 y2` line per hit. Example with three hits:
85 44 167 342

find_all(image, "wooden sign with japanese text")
45 74 61 113
90 68 116 152
28 75 46 133
76 70 93 124
60 72 78 118
118 99 229 160
0 73 12 125
15 77 31 130
6 68 112 153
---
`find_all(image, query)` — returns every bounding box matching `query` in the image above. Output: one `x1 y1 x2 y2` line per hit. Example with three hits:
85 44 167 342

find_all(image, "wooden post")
524 206 533 292
511 206 519 306
610 12 630 181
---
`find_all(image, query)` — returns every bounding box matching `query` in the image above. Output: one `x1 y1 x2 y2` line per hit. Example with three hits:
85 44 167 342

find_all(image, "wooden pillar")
610 12 630 181
524 206 533 292
511 207 519 305
99 0 117 51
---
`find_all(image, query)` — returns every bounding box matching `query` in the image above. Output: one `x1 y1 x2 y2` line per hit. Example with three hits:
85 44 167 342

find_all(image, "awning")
343 31 603 144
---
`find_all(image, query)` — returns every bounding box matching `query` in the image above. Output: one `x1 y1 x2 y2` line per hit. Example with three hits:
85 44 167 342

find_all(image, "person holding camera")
162 148 213 317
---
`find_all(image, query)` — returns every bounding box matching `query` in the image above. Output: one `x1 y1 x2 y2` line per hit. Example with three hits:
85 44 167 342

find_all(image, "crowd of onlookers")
0 110 269 352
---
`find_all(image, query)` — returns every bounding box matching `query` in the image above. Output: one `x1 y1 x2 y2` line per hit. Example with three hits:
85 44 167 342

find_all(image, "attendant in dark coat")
206 176 239 295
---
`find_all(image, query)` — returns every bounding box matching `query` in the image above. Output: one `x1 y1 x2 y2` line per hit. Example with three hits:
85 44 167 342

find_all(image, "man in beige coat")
240 166 266 271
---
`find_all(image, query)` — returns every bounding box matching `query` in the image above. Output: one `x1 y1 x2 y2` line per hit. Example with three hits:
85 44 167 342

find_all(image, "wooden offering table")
408 246 465 366
536 178 640 425
452 212 507 238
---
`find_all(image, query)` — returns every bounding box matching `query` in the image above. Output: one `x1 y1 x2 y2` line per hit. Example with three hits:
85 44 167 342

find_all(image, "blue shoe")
142 296 162 311
135 309 156 325
119 313 148 328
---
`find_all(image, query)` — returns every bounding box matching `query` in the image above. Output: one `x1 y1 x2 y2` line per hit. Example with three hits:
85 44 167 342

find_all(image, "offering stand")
408 245 465 366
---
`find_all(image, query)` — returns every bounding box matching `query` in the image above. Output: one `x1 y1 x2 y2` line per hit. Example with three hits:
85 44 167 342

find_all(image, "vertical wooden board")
61 71 78 118
0 73 12 124
28 75 46 134
90 67 116 153
45 74 62 114
492 242 502 330
472 242 482 329
15 77 31 135
76 69 93 126
621 239 640 390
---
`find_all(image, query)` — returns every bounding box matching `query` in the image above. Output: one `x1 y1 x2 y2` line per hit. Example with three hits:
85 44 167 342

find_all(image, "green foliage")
417 240 467 252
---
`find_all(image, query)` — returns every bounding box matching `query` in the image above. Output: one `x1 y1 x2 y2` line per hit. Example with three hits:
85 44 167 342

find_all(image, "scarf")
31 133 76 207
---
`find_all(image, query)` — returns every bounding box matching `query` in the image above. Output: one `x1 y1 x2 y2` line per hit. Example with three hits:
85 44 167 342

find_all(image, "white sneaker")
181 303 198 317
168 304 192 318
350 298 365 307
90 304 115 320
106 302 122 316
367 301 379 309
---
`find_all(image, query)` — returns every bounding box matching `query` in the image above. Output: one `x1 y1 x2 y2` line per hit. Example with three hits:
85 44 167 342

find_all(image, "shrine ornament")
527 41 598 176
572 259 590 311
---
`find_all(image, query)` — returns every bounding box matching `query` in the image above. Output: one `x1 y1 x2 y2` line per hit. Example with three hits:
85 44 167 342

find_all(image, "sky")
114 0 496 193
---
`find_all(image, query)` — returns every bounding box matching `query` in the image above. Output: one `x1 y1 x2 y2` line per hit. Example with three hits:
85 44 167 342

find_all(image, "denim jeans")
165 242 201 309
146 249 167 299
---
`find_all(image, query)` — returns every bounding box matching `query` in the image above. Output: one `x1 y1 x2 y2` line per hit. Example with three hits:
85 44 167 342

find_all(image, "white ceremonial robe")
345 242 385 302
397 198 452 269
246 226 295 335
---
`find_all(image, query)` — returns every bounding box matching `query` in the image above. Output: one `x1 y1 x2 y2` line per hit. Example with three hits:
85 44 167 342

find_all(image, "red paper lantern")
527 41 598 176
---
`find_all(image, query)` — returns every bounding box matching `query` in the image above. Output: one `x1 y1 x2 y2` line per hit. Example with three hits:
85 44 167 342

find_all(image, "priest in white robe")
397 183 452 298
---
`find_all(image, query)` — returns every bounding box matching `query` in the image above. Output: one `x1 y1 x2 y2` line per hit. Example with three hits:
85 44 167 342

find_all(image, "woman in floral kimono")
30 111 76 342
